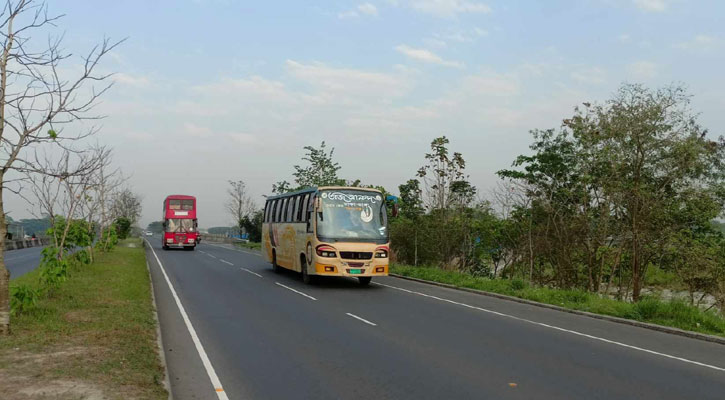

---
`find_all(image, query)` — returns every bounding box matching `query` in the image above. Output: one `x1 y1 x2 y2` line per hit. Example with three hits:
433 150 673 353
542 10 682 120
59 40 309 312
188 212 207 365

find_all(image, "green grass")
0 239 168 399
235 241 261 250
391 264 725 338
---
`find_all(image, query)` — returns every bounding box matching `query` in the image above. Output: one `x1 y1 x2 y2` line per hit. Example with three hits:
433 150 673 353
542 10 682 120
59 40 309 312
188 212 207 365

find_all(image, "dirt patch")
63 311 95 324
0 347 115 400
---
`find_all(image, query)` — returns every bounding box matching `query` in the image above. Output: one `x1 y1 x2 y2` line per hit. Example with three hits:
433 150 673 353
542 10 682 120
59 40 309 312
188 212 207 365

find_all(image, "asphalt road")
5 246 44 279
145 239 725 400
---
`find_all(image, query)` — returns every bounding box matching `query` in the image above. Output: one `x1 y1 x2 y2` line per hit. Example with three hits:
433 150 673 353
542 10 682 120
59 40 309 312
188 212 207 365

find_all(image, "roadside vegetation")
0 239 167 399
263 84 725 331
391 264 725 337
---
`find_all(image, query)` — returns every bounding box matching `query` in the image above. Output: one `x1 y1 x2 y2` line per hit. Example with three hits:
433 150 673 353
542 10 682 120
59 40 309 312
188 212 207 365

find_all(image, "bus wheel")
301 257 313 284
358 277 372 286
162 244 169 250
272 251 280 273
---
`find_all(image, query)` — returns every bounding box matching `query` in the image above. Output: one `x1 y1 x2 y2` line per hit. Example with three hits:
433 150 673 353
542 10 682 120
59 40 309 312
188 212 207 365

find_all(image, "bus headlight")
375 250 388 258
316 245 337 258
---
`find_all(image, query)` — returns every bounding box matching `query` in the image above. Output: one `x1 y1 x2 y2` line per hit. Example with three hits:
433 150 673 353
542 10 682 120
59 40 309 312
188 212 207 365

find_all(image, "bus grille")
340 252 373 260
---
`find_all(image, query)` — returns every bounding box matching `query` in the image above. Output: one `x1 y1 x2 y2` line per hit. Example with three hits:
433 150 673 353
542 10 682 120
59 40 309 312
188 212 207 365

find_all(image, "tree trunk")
0 183 11 335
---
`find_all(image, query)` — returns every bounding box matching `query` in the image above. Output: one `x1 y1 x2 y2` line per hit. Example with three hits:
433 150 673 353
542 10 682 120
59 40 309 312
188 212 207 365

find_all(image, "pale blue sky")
7 0 725 227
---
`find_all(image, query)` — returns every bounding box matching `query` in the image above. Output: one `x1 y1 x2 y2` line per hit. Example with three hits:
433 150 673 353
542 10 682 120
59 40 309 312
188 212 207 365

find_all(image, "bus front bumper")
313 263 388 277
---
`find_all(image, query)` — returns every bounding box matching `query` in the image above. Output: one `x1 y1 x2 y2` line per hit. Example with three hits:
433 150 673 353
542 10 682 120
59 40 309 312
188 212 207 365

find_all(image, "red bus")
162 195 198 250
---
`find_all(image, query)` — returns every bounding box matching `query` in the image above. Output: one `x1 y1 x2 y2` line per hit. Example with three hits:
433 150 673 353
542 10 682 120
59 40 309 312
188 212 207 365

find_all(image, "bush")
510 278 527 291
39 246 70 287
10 284 40 315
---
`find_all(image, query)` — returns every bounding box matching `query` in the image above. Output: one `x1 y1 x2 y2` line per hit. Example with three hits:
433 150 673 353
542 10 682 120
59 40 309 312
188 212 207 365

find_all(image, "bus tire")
301 256 313 284
162 244 169 250
272 251 281 273
358 277 372 286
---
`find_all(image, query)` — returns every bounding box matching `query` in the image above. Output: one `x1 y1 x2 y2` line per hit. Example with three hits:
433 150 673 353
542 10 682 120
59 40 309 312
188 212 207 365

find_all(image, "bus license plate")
349 269 362 274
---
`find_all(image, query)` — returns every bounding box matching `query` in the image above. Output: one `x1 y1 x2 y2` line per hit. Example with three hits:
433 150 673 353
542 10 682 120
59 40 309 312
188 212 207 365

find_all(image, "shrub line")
390 273 725 346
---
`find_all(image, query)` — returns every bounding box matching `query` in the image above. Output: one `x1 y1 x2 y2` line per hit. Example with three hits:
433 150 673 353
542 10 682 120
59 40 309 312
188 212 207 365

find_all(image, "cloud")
338 3 379 18
627 61 658 80
571 67 607 85
358 3 379 15
675 34 719 52
618 33 631 42
182 122 213 138
633 0 667 12
285 60 411 99
402 0 492 17
113 73 150 87
395 45 464 68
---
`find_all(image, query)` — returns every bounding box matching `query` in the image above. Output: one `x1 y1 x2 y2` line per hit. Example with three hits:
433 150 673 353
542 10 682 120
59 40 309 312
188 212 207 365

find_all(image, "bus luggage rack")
340 251 373 260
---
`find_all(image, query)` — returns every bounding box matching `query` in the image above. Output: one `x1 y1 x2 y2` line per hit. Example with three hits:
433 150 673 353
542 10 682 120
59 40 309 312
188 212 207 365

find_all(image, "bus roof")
164 194 196 200
265 186 382 201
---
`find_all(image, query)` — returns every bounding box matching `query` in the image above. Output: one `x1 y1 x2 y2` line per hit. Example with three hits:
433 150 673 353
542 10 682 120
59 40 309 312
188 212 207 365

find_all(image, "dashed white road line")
207 253 217 259
241 268 263 278
346 312 377 326
374 282 725 373
220 259 234 266
198 250 207 254
145 240 231 399
275 282 317 301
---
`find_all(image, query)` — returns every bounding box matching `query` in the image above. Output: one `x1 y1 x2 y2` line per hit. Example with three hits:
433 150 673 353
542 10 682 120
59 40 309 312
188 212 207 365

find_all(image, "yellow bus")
262 186 391 285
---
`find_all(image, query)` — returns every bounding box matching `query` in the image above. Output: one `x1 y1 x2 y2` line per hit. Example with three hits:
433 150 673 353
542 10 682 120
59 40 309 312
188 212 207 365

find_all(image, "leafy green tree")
273 141 344 193
115 217 131 239
240 210 265 242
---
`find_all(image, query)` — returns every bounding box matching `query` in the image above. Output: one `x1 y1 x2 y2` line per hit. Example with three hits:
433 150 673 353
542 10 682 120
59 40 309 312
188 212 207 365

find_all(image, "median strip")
275 282 317 300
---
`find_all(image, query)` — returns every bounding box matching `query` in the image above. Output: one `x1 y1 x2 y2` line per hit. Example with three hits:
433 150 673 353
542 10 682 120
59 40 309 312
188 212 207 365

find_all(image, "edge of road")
203 240 725 345
390 273 725 346
144 241 173 400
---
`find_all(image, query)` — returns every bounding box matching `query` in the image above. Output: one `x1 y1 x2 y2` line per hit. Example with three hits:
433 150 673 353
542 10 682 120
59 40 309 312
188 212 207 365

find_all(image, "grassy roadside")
0 239 167 399
391 264 725 338
235 241 261 251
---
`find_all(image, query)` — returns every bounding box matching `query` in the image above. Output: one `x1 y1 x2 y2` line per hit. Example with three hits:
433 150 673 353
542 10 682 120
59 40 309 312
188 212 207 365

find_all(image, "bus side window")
306 194 315 233
263 201 269 223
293 196 300 222
287 197 294 222
300 194 309 222
272 200 278 223
280 198 287 222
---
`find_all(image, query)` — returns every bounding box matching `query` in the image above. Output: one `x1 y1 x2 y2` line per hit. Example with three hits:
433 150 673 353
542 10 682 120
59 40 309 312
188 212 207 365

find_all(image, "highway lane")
5 246 44 279
146 240 725 400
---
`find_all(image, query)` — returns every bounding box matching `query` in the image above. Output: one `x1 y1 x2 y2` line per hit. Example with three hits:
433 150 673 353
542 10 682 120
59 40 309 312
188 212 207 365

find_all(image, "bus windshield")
317 189 388 242
167 219 195 233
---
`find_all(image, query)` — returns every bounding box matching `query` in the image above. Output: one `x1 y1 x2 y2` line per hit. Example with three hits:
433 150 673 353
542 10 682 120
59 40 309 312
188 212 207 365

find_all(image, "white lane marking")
346 312 377 327
220 259 234 266
207 254 217 259
275 282 317 301
205 242 261 256
198 250 207 254
374 282 725 373
241 268 263 278
145 240 231 399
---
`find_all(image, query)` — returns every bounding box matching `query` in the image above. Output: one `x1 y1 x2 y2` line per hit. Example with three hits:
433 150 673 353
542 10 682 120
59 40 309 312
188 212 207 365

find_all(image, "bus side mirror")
306 211 313 231
392 203 399 218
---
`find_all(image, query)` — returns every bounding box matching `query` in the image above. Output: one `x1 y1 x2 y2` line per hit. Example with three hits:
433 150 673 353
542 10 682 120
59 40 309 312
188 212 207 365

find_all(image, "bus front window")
317 190 388 242
167 219 195 233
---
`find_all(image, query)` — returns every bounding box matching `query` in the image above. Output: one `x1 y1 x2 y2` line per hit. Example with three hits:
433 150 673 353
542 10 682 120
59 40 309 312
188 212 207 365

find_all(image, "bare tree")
26 145 110 253
110 188 141 226
225 180 255 236
0 0 122 334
